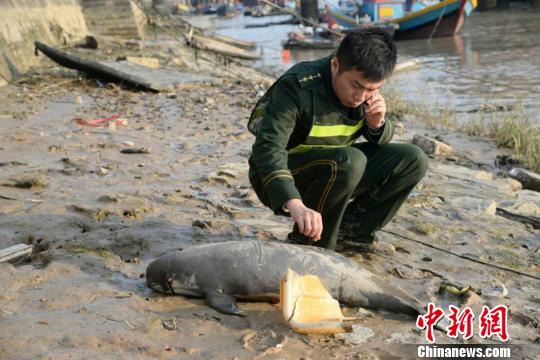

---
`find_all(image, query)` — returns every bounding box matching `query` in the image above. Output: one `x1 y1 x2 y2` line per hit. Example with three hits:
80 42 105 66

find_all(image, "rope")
428 3 448 43
258 0 344 37
382 229 540 281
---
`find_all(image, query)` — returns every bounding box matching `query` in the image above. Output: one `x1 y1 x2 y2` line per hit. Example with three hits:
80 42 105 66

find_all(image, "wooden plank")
0 244 33 264
35 41 215 92
212 34 257 50
188 34 261 61
395 59 421 73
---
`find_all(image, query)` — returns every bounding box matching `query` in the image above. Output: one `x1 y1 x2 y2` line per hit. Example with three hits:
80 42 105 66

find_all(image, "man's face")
330 57 385 108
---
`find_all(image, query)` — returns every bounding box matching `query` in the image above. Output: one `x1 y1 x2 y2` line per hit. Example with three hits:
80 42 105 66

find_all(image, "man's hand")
284 199 323 241
363 90 386 129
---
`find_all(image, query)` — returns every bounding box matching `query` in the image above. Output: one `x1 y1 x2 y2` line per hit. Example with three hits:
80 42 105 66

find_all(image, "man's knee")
401 144 428 180
334 147 367 188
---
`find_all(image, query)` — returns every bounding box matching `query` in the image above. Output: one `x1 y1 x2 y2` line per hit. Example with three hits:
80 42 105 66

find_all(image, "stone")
192 219 212 229
498 199 540 217
97 167 108 176
394 121 405 135
474 171 493 181
499 178 523 192
412 134 453 156
450 197 497 216
169 58 186 67
335 324 375 345
124 40 143 51
508 168 540 192
516 190 540 203
0 78 8 88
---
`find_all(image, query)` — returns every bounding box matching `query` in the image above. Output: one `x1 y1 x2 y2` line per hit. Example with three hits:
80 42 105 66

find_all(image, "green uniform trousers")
284 142 428 250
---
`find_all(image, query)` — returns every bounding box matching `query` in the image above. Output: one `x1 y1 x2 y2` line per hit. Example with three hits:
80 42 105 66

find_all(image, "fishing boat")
216 2 244 17
328 0 477 40
282 31 338 50
282 22 397 50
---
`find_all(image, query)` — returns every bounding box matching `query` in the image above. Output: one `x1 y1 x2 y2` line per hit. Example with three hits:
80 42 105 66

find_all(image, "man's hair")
335 28 397 81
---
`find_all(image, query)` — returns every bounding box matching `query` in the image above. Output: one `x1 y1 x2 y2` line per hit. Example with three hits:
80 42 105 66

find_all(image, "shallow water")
188 4 540 119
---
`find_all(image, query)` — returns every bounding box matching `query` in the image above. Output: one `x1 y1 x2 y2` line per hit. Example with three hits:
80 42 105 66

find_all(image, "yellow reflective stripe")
263 174 293 188
287 139 356 155
262 170 293 187
308 120 364 138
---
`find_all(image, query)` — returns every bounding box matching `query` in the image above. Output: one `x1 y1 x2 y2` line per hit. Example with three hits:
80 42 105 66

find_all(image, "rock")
499 178 523 192
449 197 497 216
0 78 7 88
162 318 177 330
335 324 375 345
412 134 453 156
516 190 540 203
207 175 231 186
124 40 143 51
496 154 523 167
394 121 405 135
498 199 540 217
508 168 540 192
169 58 186 68
372 241 396 256
461 291 485 314
3 175 47 189
482 279 508 299
97 167 108 176
120 147 151 154
192 219 212 229
474 171 493 181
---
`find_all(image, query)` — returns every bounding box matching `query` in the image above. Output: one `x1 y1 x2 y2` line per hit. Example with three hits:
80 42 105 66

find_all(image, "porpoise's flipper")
205 290 244 317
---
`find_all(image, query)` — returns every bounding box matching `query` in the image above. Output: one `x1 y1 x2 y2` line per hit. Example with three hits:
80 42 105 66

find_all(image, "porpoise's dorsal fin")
205 290 245 317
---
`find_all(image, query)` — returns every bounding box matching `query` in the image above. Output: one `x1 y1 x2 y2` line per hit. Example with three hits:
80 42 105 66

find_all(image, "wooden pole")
300 0 319 25
0 244 33 264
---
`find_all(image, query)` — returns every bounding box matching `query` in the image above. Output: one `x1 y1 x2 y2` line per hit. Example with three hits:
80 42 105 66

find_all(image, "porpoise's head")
145 252 202 297
146 255 171 294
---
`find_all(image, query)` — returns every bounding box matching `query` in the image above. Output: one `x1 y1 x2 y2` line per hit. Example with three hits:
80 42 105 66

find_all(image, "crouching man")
247 29 428 253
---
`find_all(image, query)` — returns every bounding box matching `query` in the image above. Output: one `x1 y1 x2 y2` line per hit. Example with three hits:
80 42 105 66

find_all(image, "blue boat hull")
328 0 470 40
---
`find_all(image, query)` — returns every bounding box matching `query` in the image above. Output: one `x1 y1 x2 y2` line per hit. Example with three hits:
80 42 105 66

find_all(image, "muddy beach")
0 23 539 360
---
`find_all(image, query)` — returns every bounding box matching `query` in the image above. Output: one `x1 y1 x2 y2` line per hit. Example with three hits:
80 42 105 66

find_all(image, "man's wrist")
283 198 302 213
366 118 385 130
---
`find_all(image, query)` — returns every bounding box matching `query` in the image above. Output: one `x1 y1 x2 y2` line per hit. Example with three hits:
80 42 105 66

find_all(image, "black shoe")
336 232 395 255
286 232 312 245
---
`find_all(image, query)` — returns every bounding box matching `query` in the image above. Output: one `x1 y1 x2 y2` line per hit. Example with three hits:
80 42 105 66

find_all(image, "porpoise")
146 241 426 317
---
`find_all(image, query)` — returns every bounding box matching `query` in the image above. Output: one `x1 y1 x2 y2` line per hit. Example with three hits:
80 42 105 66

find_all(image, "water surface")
187 5 540 118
